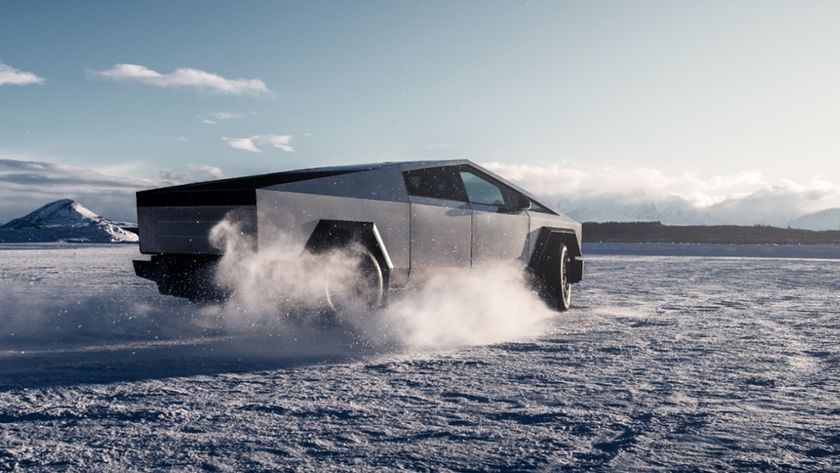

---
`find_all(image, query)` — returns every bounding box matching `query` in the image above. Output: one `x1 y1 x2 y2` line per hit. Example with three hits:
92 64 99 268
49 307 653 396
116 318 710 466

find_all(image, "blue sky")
3 1 840 224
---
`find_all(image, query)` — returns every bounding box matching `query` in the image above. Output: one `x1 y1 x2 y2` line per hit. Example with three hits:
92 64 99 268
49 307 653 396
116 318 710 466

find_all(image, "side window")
528 199 555 214
459 170 509 207
403 166 467 201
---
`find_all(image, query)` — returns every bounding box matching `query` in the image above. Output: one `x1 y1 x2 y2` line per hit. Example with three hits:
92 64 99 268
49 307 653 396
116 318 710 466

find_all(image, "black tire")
556 243 572 311
538 243 572 311
324 246 385 313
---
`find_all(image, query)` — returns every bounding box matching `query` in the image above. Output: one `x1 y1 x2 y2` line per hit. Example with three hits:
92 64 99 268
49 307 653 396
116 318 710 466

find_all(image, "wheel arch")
528 227 584 284
304 219 394 286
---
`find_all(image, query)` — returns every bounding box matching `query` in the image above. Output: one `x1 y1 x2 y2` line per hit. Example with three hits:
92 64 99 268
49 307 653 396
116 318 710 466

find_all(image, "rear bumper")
134 255 226 302
133 259 159 282
568 259 584 284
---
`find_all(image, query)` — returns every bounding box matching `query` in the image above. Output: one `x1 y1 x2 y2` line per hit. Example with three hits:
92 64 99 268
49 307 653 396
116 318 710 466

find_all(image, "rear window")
403 166 467 201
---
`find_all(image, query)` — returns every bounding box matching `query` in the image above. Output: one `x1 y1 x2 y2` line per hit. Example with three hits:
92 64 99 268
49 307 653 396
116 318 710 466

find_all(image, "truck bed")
136 166 365 254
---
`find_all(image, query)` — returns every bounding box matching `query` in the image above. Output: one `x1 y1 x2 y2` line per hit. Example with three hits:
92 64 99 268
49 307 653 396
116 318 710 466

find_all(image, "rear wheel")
324 246 385 313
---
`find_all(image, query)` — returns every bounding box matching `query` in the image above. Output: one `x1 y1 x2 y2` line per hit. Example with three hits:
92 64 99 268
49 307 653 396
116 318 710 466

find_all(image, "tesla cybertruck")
133 160 584 310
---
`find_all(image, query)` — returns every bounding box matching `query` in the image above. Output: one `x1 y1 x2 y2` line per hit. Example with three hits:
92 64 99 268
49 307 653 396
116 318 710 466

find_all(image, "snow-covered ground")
0 245 838 471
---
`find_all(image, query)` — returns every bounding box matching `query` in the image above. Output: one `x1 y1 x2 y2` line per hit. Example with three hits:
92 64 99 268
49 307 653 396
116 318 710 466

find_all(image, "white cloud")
264 135 294 152
201 112 243 125
188 164 224 179
223 134 294 153
92 64 270 95
483 162 840 226
222 137 262 153
0 62 45 86
210 112 243 120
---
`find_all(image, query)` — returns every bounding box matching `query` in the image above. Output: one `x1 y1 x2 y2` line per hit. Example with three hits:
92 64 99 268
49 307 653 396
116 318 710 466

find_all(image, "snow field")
0 245 838 471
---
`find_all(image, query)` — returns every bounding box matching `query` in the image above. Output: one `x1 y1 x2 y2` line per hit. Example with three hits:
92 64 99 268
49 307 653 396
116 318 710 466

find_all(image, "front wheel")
324 246 385 313
556 244 572 311
535 243 572 311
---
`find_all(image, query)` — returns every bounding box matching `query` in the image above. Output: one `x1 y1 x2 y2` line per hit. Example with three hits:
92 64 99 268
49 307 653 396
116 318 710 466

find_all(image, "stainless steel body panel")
470 204 530 266
138 205 255 254
257 189 411 272
408 196 472 269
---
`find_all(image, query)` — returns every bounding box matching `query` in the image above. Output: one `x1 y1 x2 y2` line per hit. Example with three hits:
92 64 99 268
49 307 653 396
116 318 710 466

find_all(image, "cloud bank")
0 62 44 86
0 157 227 224
92 64 270 95
483 162 840 227
223 134 293 153
0 158 158 224
3 156 837 229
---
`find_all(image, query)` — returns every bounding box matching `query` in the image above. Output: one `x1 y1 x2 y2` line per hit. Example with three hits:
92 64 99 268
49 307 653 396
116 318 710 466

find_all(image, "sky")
2 0 840 225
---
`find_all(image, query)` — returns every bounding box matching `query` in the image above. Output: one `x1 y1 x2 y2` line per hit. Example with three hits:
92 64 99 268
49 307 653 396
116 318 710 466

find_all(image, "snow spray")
208 217 555 348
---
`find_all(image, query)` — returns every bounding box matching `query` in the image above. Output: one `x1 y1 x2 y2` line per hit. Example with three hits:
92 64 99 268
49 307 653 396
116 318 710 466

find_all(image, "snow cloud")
0 61 45 86
92 64 270 95
484 162 840 226
223 134 294 153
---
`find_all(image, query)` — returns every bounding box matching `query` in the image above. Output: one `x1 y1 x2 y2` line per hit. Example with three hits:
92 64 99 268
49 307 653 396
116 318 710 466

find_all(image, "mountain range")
555 198 840 231
787 208 840 231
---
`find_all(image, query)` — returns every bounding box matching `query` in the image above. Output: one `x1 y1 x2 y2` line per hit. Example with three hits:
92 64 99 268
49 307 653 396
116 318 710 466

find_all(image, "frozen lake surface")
0 245 838 471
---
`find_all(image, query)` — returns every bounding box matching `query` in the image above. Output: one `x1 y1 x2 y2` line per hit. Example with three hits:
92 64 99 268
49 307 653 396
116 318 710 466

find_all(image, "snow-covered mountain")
788 208 840 231
553 194 839 228
556 195 716 225
0 199 138 243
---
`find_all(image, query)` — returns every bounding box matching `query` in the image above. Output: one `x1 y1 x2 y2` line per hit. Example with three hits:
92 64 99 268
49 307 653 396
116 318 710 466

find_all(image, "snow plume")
207 217 554 349
380 265 554 347
206 218 357 324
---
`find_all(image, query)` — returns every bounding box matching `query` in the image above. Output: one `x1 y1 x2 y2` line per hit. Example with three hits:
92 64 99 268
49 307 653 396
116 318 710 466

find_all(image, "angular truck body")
134 160 583 310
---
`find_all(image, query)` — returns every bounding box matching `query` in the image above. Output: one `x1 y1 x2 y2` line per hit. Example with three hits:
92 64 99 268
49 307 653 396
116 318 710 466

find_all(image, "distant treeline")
582 221 840 245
